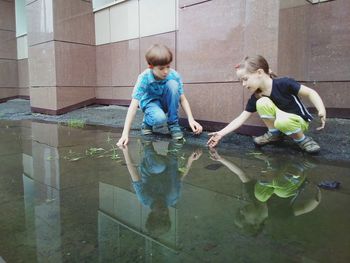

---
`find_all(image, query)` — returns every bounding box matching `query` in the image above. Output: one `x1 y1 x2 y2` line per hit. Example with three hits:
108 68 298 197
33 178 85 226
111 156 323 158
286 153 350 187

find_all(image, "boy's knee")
151 111 167 126
165 80 180 94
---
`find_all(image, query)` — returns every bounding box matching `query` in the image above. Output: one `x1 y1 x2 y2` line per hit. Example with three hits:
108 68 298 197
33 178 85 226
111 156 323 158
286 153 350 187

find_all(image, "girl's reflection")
120 139 202 236
209 148 321 236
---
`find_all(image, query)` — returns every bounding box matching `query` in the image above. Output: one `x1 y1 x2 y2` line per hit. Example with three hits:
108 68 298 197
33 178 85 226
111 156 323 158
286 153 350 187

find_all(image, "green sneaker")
141 122 153 135
168 123 184 140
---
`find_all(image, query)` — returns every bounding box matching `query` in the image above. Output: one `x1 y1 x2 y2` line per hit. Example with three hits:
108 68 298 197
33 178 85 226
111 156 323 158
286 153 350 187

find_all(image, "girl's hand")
209 148 221 161
116 135 129 147
207 132 223 147
189 120 203 135
316 111 326 130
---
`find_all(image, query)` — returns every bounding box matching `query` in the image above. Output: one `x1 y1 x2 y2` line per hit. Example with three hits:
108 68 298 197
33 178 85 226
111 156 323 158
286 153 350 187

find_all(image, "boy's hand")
116 135 129 147
189 120 203 135
207 132 223 148
316 111 326 130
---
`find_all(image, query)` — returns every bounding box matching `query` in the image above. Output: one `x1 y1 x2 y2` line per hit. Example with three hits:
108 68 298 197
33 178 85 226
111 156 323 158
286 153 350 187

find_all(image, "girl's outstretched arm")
207 111 252 147
298 85 326 130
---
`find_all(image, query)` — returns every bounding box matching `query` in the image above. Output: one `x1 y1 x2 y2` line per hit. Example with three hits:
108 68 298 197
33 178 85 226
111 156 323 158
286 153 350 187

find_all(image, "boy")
117 44 202 146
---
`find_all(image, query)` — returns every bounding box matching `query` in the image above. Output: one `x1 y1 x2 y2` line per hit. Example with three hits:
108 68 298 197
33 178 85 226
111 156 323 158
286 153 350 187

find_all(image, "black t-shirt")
245 77 313 122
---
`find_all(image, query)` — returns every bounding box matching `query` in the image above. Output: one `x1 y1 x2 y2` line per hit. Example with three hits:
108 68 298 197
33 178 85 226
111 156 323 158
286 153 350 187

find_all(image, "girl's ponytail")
269 69 277 79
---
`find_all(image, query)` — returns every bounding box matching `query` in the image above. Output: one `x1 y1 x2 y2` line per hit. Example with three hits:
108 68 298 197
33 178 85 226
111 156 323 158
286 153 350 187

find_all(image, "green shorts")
256 97 309 135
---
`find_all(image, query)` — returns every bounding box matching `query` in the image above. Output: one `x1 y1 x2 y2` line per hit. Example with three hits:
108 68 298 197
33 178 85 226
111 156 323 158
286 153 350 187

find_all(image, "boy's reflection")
209 149 321 236
120 140 202 236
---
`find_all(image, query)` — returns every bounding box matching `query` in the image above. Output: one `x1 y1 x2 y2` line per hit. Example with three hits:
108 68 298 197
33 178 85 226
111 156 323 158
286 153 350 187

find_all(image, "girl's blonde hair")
145 44 173 66
236 55 277 78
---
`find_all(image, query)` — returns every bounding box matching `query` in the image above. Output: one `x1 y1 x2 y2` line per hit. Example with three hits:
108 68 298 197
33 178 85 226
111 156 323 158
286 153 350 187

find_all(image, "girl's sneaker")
253 131 284 146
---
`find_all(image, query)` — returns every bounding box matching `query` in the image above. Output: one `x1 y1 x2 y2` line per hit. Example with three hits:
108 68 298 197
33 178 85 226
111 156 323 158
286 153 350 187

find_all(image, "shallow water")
0 120 349 263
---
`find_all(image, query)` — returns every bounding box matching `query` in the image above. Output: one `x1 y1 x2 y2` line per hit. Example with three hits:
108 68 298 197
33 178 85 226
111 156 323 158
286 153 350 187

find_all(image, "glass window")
15 0 27 37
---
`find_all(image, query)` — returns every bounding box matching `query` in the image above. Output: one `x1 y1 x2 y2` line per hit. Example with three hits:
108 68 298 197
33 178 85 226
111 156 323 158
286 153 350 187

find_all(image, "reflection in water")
121 139 202 237
1 120 350 263
210 149 321 236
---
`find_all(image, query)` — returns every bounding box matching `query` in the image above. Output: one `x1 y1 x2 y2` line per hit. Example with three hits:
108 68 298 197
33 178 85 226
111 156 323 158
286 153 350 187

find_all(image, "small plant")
67 119 86 128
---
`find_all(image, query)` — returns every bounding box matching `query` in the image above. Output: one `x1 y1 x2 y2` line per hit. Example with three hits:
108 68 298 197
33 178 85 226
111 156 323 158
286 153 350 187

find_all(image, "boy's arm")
179 94 203 134
298 85 326 130
207 111 252 147
121 145 140 182
117 99 140 146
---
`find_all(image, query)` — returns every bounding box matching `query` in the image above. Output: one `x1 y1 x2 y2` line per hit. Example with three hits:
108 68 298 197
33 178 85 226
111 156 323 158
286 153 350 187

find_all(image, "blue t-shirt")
132 69 184 110
245 77 313 121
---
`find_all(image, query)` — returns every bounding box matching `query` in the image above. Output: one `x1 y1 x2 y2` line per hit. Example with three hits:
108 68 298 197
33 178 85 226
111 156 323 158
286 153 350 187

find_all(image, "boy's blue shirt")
132 68 184 110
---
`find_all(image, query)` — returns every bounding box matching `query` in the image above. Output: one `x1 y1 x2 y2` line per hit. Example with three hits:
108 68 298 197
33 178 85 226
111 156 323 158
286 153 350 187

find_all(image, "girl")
207 55 326 153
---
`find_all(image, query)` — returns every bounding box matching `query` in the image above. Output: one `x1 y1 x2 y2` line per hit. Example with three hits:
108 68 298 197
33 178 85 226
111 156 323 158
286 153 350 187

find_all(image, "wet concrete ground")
0 98 349 162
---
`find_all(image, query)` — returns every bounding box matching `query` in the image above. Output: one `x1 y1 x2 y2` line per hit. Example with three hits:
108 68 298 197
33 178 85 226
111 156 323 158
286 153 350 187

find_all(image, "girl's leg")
254 97 284 145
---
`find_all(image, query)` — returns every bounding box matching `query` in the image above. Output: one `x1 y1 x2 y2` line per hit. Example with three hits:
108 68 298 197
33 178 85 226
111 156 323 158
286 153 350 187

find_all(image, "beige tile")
30 86 57 109
95 8 110 45
56 86 95 109
111 39 140 86
110 0 139 42
17 35 28 59
18 59 29 88
140 32 176 70
0 30 17 59
28 41 56 87
53 0 95 45
139 0 177 37
111 86 133 99
95 86 113 99
0 59 18 87
55 41 96 87
0 1 15 31
177 0 245 83
19 87 29 96
182 83 243 123
96 44 112 86
26 0 54 46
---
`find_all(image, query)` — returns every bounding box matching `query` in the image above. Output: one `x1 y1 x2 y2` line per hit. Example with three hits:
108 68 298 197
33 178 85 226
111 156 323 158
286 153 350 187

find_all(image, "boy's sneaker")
253 131 284 146
141 122 153 135
168 123 184 140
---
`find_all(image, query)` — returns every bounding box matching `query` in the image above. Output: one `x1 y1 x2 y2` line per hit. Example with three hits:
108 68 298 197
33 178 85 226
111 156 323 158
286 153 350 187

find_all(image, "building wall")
278 0 350 118
0 0 19 102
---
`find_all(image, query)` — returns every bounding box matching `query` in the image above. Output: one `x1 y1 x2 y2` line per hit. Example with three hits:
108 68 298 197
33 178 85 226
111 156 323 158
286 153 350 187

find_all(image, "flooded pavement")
0 120 350 263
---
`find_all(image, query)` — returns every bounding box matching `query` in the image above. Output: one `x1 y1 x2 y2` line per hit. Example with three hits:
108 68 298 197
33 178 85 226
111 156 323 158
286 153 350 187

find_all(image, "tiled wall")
0 0 19 101
95 0 280 131
27 0 96 113
278 0 350 117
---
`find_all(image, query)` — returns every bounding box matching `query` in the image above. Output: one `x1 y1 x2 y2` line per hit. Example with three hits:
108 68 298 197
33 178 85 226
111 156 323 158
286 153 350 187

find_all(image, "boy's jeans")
143 80 180 127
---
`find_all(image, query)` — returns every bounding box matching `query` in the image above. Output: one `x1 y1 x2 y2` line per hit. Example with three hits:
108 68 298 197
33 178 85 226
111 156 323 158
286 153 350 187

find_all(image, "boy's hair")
145 44 173 66
236 55 277 78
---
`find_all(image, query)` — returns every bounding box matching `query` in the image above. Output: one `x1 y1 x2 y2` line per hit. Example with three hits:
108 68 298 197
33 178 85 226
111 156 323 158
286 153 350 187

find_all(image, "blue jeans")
143 80 181 126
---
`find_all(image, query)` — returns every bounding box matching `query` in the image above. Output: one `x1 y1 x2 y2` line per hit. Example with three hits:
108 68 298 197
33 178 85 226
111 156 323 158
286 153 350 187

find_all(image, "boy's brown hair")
145 44 173 66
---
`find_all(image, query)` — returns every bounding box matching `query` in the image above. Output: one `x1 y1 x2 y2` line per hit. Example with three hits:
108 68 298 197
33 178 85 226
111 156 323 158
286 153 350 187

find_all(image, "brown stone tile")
311 82 350 109
0 59 18 87
26 0 54 46
0 30 16 59
177 0 245 83
29 86 57 109
56 86 95 109
181 82 243 124
111 39 140 86
28 41 56 86
96 44 112 86
140 32 176 71
0 1 15 31
53 0 95 45
18 59 29 88
55 41 96 87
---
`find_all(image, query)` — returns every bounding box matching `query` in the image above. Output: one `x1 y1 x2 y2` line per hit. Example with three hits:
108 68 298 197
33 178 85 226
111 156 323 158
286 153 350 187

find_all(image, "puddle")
0 120 350 262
